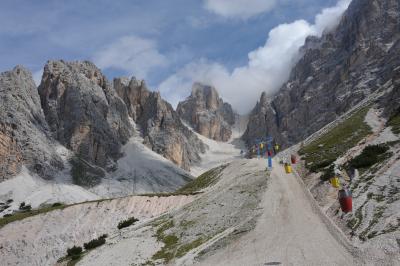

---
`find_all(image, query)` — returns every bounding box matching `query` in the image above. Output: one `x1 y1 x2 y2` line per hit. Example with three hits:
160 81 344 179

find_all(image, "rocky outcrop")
177 83 235 141
244 0 400 147
0 124 22 180
114 78 205 170
38 60 133 170
0 66 63 180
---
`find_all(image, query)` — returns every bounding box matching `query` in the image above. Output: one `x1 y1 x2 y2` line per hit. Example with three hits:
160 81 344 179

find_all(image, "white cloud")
314 0 351 33
204 0 277 19
93 35 167 79
159 0 351 114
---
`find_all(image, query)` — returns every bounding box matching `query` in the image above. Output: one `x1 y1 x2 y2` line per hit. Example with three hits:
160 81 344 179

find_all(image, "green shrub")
70 254 81 260
348 144 390 169
309 160 334 173
52 202 63 207
320 165 335 181
387 109 400 135
299 107 371 173
67 246 82 257
117 217 139 229
177 164 227 193
83 235 107 250
19 202 32 212
3 214 12 218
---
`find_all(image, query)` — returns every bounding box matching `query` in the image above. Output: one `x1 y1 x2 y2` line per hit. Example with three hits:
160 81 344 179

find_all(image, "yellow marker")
330 176 340 188
284 163 292 174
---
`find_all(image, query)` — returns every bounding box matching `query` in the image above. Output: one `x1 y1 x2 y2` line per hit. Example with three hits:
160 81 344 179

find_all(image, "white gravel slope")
90 134 193 197
189 115 247 176
0 166 100 213
197 160 358 266
0 195 194 266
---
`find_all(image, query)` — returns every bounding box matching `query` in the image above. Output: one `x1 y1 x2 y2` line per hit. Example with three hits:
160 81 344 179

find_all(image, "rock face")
38 60 133 170
0 66 63 180
114 78 205 170
243 0 400 147
177 83 235 142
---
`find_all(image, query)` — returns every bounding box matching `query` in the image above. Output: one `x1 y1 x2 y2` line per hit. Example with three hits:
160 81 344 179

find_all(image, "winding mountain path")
198 160 359 266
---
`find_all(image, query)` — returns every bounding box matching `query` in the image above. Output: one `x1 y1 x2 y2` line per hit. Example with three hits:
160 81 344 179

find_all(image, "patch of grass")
359 206 386 241
155 220 174 241
387 110 400 135
175 237 205 258
348 144 391 169
137 191 201 197
347 203 364 231
177 164 228 193
151 218 211 263
0 203 66 228
117 216 139 229
152 219 178 263
299 107 372 174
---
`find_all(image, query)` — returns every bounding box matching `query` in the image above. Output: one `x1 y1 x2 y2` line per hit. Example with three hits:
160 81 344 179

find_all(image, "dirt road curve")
199 160 359 266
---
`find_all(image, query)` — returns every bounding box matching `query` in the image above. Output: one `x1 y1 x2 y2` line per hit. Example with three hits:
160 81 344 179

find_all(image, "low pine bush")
117 217 139 229
67 245 82 257
83 235 106 250
19 202 32 212
348 144 390 169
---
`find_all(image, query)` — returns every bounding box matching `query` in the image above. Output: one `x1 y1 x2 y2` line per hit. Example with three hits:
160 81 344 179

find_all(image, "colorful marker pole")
268 156 272 168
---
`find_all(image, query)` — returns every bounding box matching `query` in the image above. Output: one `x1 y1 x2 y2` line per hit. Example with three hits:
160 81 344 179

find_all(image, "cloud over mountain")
93 35 167 80
159 0 351 114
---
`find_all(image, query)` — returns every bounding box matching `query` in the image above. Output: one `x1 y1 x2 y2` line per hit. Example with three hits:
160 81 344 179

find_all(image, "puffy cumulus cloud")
159 0 351 114
93 35 167 80
204 0 277 19
159 59 228 107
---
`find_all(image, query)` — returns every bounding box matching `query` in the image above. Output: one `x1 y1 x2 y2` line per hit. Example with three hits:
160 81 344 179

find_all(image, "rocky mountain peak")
114 77 150 121
0 66 63 180
191 82 221 111
114 77 205 170
38 60 133 170
243 0 400 148
177 82 235 142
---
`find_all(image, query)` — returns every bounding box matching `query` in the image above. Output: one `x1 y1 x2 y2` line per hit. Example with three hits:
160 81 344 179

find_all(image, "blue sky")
0 0 346 112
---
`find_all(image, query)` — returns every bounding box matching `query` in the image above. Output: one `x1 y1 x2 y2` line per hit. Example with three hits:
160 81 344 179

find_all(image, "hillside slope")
292 104 400 263
196 160 357 266
0 194 194 266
